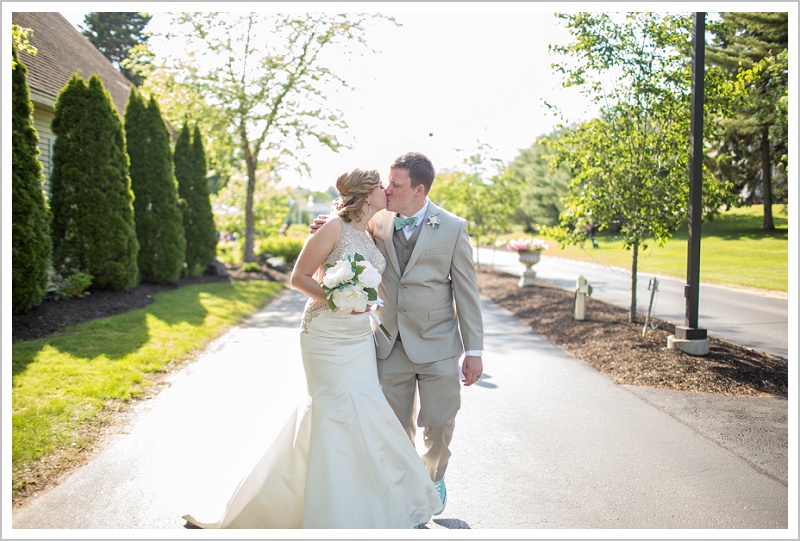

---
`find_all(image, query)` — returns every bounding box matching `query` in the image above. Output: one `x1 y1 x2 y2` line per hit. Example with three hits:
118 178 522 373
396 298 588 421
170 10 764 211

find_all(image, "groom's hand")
461 355 483 386
308 214 329 234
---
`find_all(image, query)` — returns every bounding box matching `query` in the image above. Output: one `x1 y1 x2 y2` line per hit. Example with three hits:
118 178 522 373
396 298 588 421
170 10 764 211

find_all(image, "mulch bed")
476 268 788 397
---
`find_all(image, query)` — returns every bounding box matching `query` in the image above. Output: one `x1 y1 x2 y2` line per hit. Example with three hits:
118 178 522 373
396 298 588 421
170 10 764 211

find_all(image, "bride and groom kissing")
183 151 484 529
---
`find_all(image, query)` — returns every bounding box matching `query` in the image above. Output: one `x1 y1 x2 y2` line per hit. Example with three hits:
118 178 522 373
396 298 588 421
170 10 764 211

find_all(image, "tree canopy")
125 88 186 284
706 11 789 229
151 12 392 262
174 123 218 275
546 12 736 321
507 131 571 232
50 74 139 292
81 12 153 85
430 145 522 267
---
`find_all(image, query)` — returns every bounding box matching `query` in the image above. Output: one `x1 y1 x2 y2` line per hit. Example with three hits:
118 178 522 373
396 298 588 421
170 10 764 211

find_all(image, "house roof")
11 12 134 117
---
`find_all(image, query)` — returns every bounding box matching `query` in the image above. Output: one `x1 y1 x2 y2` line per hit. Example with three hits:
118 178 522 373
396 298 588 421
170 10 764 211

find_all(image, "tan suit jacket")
369 202 484 363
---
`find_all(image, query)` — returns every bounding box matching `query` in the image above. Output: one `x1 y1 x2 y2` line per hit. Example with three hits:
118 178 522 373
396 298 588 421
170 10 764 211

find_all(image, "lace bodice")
301 221 386 332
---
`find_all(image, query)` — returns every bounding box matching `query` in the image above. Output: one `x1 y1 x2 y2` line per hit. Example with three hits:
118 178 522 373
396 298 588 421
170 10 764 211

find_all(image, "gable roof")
11 11 134 117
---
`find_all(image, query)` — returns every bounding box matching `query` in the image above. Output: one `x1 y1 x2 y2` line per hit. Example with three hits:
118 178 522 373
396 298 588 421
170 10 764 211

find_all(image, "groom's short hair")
391 152 435 194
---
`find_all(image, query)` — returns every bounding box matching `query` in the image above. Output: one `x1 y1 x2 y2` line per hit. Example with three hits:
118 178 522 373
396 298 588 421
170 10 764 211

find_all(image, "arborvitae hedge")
125 89 186 284
175 123 218 276
11 46 52 313
49 73 139 292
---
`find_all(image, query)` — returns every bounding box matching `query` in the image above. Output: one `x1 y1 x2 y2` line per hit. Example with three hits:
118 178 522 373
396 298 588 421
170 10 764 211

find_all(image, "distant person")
311 152 484 517
587 222 599 248
182 168 441 528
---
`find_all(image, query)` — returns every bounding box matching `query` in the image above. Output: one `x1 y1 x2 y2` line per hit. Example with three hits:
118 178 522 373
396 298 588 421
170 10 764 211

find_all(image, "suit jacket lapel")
404 202 440 274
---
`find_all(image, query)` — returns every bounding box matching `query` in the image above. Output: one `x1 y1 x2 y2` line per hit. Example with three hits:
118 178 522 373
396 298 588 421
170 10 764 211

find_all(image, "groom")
312 152 484 514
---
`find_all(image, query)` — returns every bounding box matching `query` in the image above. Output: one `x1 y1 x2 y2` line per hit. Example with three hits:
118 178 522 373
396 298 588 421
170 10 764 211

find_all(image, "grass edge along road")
495 206 789 293
11 280 283 500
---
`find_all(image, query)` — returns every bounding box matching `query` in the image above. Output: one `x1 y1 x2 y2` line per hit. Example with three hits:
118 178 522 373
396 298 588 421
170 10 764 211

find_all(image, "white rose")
332 284 368 313
322 259 355 289
358 262 382 289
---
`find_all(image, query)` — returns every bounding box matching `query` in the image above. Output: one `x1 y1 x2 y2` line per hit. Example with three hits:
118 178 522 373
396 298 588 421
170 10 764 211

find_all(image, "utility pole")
669 11 709 355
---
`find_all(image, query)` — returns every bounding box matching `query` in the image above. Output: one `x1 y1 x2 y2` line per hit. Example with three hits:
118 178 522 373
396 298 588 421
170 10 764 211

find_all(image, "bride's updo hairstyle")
331 168 381 223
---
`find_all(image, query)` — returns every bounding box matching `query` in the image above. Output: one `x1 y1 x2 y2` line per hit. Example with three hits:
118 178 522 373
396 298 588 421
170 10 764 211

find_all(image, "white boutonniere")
426 215 441 229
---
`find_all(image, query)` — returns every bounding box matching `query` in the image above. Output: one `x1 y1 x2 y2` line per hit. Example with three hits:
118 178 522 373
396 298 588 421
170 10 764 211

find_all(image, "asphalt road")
476 246 791 361
9 288 789 533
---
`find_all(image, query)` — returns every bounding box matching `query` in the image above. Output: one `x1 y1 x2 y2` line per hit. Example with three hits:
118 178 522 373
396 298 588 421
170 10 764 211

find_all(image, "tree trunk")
760 126 774 231
629 240 639 323
243 156 257 263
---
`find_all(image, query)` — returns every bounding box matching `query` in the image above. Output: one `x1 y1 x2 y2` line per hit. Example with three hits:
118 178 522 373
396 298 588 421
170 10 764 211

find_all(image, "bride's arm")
291 218 342 302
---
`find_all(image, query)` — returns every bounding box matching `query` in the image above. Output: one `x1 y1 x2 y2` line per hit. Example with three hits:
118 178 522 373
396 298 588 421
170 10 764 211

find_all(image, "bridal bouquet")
320 253 391 339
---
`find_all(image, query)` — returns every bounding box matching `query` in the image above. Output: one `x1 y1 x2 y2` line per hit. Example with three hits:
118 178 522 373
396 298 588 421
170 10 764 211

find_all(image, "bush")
53 271 93 300
257 236 304 263
242 262 261 273
125 89 186 285
49 74 139 292
11 46 52 313
216 240 243 266
175 124 217 277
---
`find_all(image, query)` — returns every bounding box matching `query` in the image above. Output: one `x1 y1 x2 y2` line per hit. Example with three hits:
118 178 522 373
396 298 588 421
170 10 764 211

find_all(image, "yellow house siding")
33 107 55 191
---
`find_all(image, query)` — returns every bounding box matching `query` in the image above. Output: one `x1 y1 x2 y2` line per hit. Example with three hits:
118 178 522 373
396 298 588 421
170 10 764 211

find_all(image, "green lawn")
12 280 283 495
499 206 789 292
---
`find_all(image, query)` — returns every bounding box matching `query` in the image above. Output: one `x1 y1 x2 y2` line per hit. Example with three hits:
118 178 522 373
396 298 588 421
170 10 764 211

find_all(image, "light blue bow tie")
394 216 418 230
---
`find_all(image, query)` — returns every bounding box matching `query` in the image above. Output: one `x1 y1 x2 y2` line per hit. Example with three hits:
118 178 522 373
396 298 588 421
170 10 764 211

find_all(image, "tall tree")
11 46 52 313
81 12 152 86
547 12 735 322
125 89 186 284
507 130 572 232
706 11 789 230
138 68 237 196
174 123 218 276
50 74 139 292
159 12 391 263
429 145 523 268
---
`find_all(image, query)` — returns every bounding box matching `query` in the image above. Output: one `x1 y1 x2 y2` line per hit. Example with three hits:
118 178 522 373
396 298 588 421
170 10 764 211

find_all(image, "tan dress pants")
377 338 461 482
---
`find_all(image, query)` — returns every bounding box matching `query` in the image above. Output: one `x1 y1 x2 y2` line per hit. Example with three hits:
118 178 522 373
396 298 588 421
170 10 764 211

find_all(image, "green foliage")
175 124 218 276
257 235 304 263
11 46 52 313
81 12 152 85
546 205 788 292
53 271 93 300
49 74 140 292
430 146 523 266
507 131 571 232
211 168 290 264
547 12 737 320
11 24 37 69
138 70 236 194
706 12 789 226
242 262 261 273
215 240 243 266
159 12 394 262
125 89 186 284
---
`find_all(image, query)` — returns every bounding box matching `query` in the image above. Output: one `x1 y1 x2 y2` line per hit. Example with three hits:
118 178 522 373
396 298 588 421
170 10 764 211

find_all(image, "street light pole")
671 11 709 355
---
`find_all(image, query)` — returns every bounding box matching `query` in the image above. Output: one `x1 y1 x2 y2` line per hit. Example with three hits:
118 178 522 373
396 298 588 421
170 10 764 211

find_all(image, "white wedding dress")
183 223 441 529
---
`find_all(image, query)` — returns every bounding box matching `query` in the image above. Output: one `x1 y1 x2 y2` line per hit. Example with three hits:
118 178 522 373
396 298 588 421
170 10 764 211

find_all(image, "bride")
182 168 441 529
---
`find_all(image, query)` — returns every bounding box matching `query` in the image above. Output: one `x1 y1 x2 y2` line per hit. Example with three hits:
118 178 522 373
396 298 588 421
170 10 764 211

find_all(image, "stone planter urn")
518 249 542 287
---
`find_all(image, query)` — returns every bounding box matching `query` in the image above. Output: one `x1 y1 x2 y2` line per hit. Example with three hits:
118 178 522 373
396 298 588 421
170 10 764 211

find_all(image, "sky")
19 2 798 194
54 2 611 192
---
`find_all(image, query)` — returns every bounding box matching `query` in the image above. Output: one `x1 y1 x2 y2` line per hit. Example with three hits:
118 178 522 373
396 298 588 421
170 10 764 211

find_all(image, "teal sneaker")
433 478 446 515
